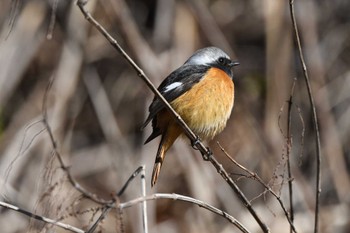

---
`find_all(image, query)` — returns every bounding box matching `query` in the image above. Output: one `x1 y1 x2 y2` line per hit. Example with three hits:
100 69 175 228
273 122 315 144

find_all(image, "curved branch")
120 193 251 233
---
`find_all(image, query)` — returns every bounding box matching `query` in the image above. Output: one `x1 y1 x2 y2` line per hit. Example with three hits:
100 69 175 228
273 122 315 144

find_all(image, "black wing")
141 65 209 129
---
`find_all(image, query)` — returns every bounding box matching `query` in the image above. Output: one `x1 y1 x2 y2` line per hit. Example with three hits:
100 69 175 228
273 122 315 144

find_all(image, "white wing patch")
164 82 182 93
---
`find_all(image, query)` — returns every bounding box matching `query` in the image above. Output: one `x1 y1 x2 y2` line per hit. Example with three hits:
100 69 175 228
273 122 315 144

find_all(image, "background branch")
217 142 298 233
0 201 84 233
289 1 322 232
119 193 250 233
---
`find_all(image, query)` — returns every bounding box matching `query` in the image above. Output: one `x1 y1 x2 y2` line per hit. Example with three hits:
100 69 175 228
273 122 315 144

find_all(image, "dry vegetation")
0 0 349 232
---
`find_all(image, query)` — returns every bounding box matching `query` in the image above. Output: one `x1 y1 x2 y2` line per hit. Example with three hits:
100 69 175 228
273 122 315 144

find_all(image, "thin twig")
117 166 144 196
86 205 113 233
4 119 45 186
76 2 269 231
119 193 251 233
217 142 298 233
287 78 296 233
206 153 269 231
141 165 148 233
86 166 144 233
42 76 112 205
289 1 322 232
0 201 84 233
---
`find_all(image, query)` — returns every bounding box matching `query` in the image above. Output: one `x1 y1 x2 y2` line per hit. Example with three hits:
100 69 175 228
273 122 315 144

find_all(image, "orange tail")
151 125 182 187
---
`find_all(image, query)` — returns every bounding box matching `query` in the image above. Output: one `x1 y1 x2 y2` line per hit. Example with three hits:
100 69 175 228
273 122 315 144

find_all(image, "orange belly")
170 67 234 140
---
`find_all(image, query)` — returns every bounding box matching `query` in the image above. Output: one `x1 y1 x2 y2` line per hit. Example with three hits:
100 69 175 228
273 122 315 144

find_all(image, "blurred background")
0 0 349 232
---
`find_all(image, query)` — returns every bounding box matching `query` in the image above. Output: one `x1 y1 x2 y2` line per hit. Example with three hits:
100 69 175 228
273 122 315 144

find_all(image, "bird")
141 47 239 187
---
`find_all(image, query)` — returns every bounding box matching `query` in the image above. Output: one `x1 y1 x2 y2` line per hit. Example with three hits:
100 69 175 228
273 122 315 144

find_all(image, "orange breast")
170 67 234 140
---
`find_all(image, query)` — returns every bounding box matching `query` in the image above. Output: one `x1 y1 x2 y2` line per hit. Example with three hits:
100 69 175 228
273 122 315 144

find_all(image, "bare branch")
140 166 148 233
286 78 296 233
289 1 322 232
217 142 298 233
86 166 143 233
42 76 112 205
0 200 84 233
120 193 251 233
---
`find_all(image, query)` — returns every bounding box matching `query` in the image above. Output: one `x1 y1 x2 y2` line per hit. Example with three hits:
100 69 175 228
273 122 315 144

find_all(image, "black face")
212 57 239 78
217 57 231 67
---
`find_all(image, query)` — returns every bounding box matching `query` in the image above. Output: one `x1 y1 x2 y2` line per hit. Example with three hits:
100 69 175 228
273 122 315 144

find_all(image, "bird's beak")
229 61 240 67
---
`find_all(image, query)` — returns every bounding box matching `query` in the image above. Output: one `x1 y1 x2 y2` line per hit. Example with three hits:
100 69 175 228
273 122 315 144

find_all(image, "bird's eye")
218 57 225 64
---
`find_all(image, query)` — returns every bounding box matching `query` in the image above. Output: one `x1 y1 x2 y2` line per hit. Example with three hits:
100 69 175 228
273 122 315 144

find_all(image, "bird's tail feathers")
150 125 182 187
151 139 166 187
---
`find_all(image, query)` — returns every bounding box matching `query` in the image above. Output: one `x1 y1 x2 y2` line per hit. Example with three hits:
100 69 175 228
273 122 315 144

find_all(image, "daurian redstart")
142 47 239 187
